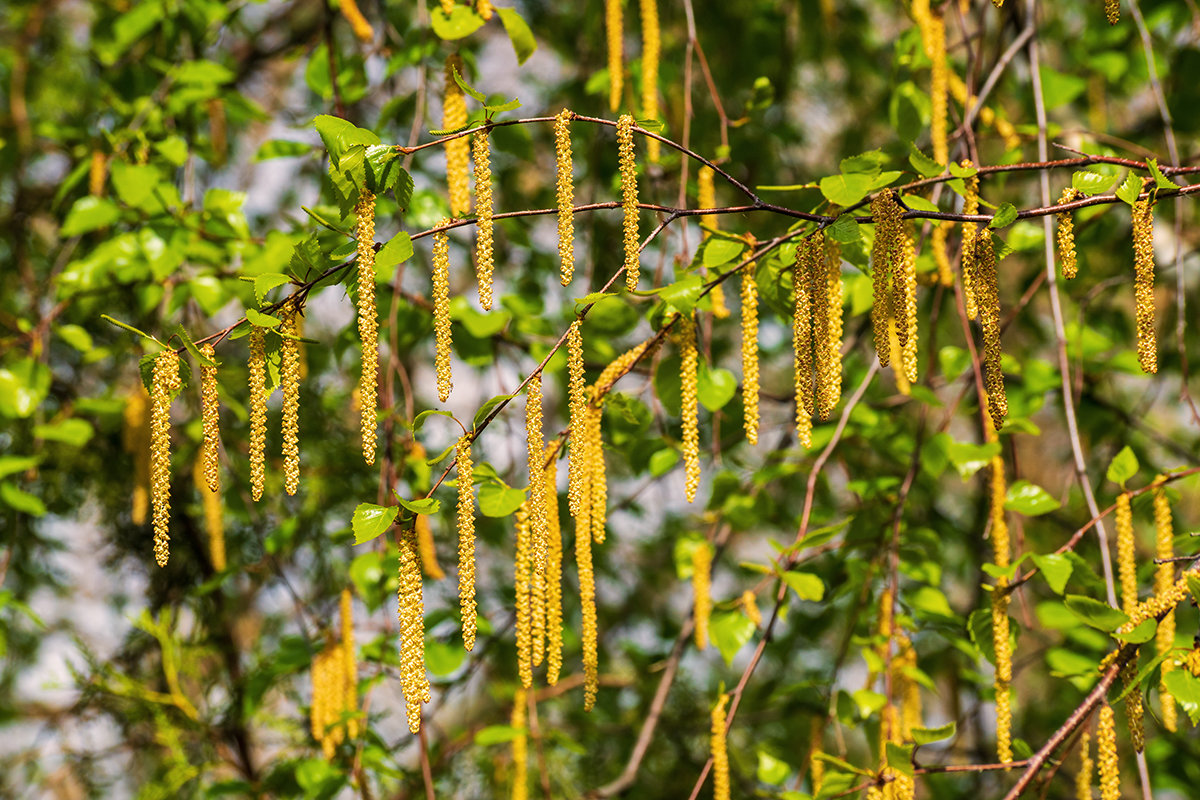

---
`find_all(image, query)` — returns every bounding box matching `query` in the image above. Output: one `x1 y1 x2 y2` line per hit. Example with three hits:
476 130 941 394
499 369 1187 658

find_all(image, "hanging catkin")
711 694 731 800
696 166 730 318
793 239 816 448
416 513 444 580
692 542 712 650
248 327 267 501
975 234 1007 430
1154 479 1177 732
961 162 980 320
150 350 180 569
544 446 564 685
525 374 548 574
1105 0 1119 25
742 589 761 627
576 478 599 711
123 386 151 525
679 315 701 502
925 4 949 166
199 344 220 494
823 238 844 415
444 56 471 216
340 588 359 738
281 308 301 496
585 403 607 545
617 114 641 290
1131 197 1157 374
472 130 495 310
514 504 534 688
356 193 379 464
895 229 918 385
809 231 839 417
895 635 922 739
89 149 108 196
566 321 587 518
639 0 660 163
1057 187 1081 279
399 522 430 734
555 110 576 286
476 0 493 20
311 641 343 758
433 220 454 402
193 450 225 572
1077 730 1094 800
511 688 528 800
1115 491 1138 615
870 191 903 366
1097 703 1119 800
993 589 1013 763
338 0 374 42
606 0 623 111
740 259 760 443
457 436 477 651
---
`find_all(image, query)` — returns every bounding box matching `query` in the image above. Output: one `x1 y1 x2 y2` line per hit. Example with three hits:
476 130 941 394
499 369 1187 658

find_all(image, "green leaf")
425 639 466 676
912 722 956 745
673 536 709 580
245 308 282 328
351 503 398 545
657 274 704 313
839 150 888 175
1064 594 1128 632
431 5 486 40
61 196 121 236
1188 574 1200 604
1038 66 1087 109
364 144 404 195
100 315 157 343
474 393 516 428
253 273 292 306
948 161 977 178
0 482 46 516
474 724 524 745
254 139 312 161
988 202 1018 230
818 173 875 207
850 689 887 718
451 65 488 103
496 8 537 65
1112 618 1156 644
945 439 1000 480
1146 158 1180 190
697 366 736 412
901 194 940 213
1115 172 1142 207
885 742 914 777
413 409 455 432
756 751 791 785
701 238 746 269
710 609 756 666
0 456 40 481
1005 480 1061 516
302 204 353 236
375 232 414 278
1030 553 1073 595
396 496 440 515
781 571 824 602
34 419 95 447
1072 170 1119 196
477 483 526 517
828 215 861 243
313 114 380 168
1163 670 1200 724
1106 446 1139 486
907 144 943 178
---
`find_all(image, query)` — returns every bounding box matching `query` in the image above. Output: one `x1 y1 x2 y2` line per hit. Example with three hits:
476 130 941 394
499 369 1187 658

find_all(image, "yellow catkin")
639 0 660 164
356 193 379 464
824 238 844 413
399 521 430 733
150 350 180 568
577 471 599 711
193 451 225 572
976 233 1007 430
415 514 445 580
1057 187 1081 279
1154 480 1177 732
476 0 494 20
199 344 220 495
566 321 587 518
692 542 712 650
993 590 1013 763
809 232 839 417
440 0 455 14
1123 661 1145 752
808 718 825 795
932 222 954 287
1097 704 1119 800
525 374 548 575
961 163 980 320
433 221 454 402
248 327 267 502
207 98 226 166
280 309 301 496
697 166 729 318
1132 198 1157 374
1106 0 1120 25
896 230 918 385
472 131 495 310
555 110 576 286
585 404 607 545
457 436 477 651
123 386 151 525
544 447 564 685
1116 492 1137 615
339 0 374 42
992 0 1004 7
1077 730 1093 800
870 191 903 366
894 634 922 739
1187 648 1200 677
793 239 816 448
340 589 359 738
606 0 623 111
617 114 641 290
511 688 528 800
741 590 761 626
311 643 335 756
927 6 949 166
711 694 731 800
444 56 471 216
515 505 534 688
741 260 760 444
679 316 701 502
88 149 108 196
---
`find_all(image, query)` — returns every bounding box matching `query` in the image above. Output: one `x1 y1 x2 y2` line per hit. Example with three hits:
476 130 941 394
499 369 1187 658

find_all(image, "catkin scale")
150 352 180 568
617 115 641 291
740 260 760 443
679 316 701 502
639 0 660 163
248 328 267 502
606 0 623 111
1154 481 1177 732
711 694 731 800
280 309 301 496
1132 198 1157 374
398 523 429 733
356 193 379 464
457 436 477 651
1057 187 1081 279
433 221 454 402
443 56 471 216
691 543 711 650
555 110 576 286
472 131 495 310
